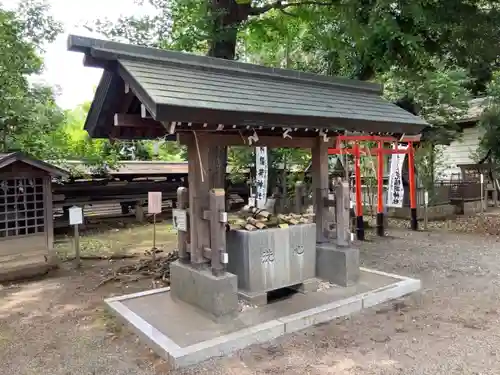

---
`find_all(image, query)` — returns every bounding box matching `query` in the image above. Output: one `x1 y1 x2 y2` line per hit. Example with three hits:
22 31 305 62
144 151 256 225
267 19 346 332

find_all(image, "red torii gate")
328 134 421 240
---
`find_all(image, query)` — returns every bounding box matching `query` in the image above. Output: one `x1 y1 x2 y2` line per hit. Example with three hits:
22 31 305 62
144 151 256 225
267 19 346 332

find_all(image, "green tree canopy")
0 0 63 154
90 0 499 141
477 72 500 170
85 0 500 189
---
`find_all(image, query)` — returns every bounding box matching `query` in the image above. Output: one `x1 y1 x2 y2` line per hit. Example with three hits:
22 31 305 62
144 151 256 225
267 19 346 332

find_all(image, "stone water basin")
226 223 316 295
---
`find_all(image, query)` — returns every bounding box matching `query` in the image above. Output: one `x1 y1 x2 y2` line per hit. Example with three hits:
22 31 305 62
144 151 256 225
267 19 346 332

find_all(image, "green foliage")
0 1 189 176
0 1 63 154
228 146 310 191
477 72 500 169
52 101 187 177
56 102 121 173
382 65 472 143
88 0 500 183
16 0 62 48
10 85 67 159
414 143 449 202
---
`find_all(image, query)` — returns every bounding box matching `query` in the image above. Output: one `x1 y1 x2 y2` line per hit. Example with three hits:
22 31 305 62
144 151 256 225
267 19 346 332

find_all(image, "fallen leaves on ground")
388 213 500 236
93 250 179 289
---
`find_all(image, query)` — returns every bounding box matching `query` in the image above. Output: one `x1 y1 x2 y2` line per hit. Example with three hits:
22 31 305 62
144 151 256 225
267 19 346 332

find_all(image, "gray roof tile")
68 35 428 136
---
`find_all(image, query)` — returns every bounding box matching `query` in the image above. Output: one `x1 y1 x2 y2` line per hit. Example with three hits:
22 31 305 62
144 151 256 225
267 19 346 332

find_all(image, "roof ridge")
67 34 382 95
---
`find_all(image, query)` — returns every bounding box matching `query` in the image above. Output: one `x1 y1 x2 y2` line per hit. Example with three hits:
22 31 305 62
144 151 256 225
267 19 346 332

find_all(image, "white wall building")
437 98 488 180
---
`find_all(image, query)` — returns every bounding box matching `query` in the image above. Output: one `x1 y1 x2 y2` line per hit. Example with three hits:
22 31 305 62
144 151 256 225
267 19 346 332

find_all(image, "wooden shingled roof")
55 160 189 177
0 152 69 177
67 35 428 139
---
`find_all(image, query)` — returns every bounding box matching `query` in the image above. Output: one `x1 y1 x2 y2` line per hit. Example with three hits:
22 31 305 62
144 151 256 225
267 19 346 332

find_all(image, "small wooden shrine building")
68 35 427 318
0 152 68 282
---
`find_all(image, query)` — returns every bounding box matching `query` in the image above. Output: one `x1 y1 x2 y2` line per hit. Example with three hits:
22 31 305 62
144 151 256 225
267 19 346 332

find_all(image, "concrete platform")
105 268 420 369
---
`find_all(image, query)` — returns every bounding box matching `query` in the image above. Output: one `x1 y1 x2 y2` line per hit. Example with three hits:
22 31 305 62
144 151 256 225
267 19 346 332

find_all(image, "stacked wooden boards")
227 205 314 231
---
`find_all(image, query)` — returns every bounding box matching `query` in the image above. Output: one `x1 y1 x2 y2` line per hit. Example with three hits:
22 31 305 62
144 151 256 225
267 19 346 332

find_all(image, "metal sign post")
424 191 429 230
148 192 162 259
480 174 484 213
69 206 83 268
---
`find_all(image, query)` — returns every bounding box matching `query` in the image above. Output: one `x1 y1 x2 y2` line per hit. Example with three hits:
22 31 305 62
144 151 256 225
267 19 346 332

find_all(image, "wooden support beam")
323 196 335 207
401 134 421 143
209 188 227 276
120 91 136 114
354 143 364 240
328 147 412 155
140 104 154 119
186 133 211 265
295 181 305 214
113 113 164 129
203 247 212 260
177 187 190 263
160 121 178 134
311 136 329 243
335 180 351 247
336 134 421 143
408 141 418 231
178 132 334 148
376 140 385 237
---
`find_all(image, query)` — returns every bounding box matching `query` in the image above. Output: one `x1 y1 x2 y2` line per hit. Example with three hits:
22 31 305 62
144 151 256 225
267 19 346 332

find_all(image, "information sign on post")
423 191 429 231
480 174 485 213
172 209 188 232
69 206 83 268
148 192 162 214
69 206 83 225
148 192 162 258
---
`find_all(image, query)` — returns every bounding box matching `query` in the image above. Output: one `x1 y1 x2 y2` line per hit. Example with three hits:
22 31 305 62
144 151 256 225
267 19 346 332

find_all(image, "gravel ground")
2 228 500 374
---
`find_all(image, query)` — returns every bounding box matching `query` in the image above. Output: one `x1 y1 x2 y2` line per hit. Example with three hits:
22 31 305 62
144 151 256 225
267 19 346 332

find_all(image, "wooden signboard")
148 192 162 214
172 209 187 232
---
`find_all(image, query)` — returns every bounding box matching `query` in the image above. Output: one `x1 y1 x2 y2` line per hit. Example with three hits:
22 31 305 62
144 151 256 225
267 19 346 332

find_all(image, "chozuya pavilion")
68 34 427 369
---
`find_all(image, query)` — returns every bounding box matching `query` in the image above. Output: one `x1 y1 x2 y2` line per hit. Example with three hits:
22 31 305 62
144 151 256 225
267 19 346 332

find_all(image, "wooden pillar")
311 137 329 243
269 186 280 214
335 180 351 247
177 187 190 263
280 163 287 213
354 143 364 240
43 176 57 265
135 201 145 222
376 141 385 236
209 189 226 276
214 146 228 207
408 142 418 230
187 134 211 265
208 145 226 191
295 181 305 214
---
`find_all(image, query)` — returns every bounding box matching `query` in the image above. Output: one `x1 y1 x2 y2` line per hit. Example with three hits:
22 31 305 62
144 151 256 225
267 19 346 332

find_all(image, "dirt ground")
2 223 500 374
54 219 178 259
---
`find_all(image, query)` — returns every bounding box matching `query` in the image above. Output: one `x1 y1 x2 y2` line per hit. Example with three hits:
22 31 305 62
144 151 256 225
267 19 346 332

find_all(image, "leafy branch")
249 0 338 16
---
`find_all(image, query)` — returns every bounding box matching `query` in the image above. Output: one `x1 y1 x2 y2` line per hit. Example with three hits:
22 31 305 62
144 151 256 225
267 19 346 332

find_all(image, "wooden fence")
360 181 482 208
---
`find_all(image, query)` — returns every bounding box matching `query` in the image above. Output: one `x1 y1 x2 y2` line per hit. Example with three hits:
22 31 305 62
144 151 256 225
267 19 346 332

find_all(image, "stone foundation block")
316 244 360 287
170 261 239 321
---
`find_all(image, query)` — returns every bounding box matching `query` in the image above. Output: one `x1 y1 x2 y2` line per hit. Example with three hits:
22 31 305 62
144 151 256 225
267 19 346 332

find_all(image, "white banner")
255 147 268 209
386 144 408 208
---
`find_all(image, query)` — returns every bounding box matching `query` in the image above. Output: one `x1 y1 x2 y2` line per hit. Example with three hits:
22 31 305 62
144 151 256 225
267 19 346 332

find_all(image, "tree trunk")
206 0 251 193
